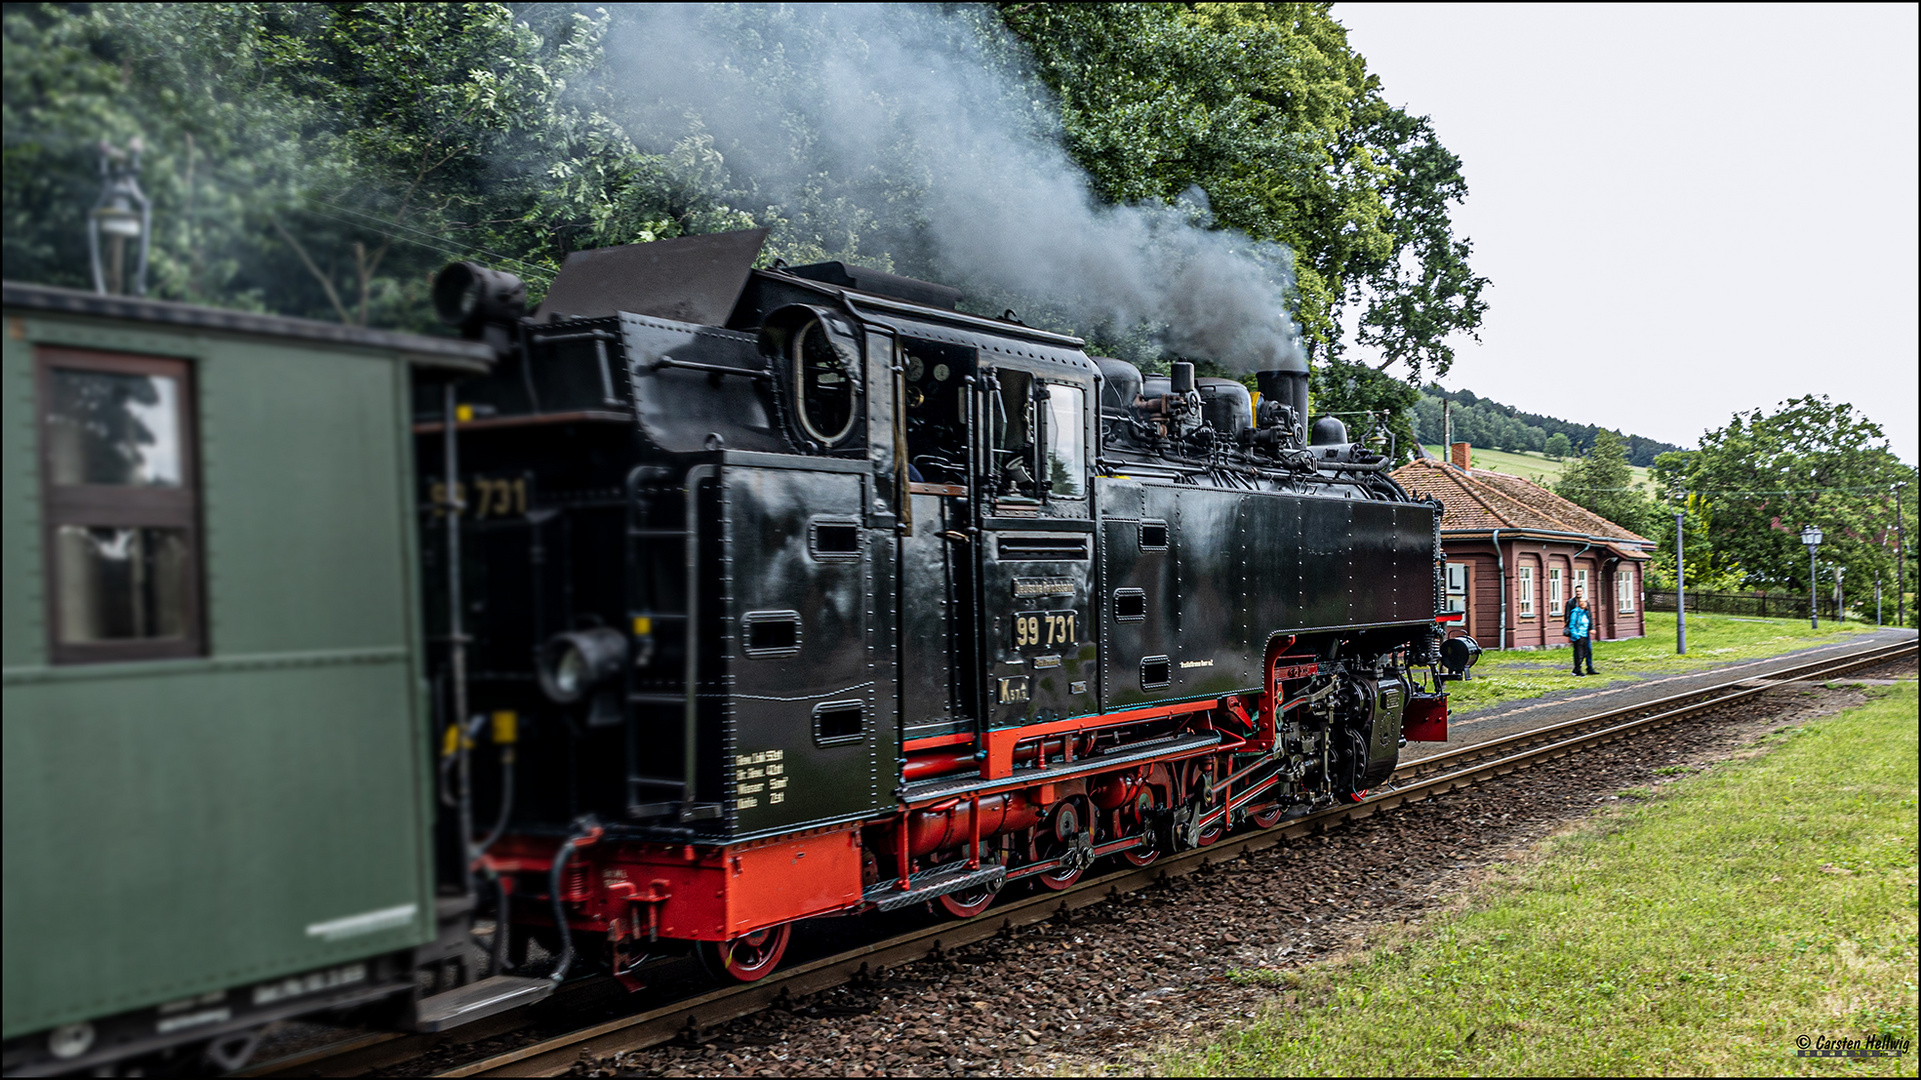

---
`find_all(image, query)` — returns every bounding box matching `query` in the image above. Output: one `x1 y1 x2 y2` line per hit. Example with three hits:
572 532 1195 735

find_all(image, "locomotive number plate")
428 473 533 520
1013 609 1079 651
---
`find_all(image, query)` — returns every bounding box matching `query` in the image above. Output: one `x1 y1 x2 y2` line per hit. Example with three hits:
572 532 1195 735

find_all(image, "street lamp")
1670 481 1687 654
1801 524 1823 629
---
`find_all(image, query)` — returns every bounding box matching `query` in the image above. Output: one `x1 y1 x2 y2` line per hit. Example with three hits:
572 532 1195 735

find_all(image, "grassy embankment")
1419 444 1657 492
1166 681 1921 1076
1444 612 1885 715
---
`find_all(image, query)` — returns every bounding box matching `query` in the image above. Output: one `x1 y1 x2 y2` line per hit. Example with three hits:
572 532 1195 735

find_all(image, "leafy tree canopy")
1556 430 1658 537
1002 2 1487 382
5 1 1488 375
1652 396 1916 602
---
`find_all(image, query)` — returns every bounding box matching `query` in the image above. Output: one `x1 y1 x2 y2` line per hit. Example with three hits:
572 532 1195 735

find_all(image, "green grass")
1164 682 1921 1076
1421 444 1656 493
1444 612 1883 715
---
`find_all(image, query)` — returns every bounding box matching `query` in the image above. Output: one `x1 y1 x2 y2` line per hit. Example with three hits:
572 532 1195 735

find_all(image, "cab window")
794 317 857 446
989 368 1035 496
1042 384 1085 499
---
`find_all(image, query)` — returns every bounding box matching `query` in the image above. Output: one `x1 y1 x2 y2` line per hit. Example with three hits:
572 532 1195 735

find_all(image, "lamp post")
1896 482 1907 628
1801 524 1823 629
1835 565 1845 624
1671 481 1687 654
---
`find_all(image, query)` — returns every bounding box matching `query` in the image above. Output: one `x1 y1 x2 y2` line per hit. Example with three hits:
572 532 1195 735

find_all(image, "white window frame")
1549 567 1564 616
1618 567 1636 613
1445 562 1468 613
1574 567 1590 608
1518 564 1536 617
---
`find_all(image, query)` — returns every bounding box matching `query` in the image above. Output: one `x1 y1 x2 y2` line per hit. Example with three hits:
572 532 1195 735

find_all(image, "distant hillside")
1417 444 1657 495
1412 386 1683 467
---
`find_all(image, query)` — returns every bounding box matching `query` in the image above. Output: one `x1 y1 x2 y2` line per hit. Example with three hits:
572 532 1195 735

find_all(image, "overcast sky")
1333 3 1919 462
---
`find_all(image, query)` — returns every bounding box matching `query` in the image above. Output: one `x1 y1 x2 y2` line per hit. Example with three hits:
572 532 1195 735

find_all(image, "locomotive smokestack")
1256 353 1310 446
1170 361 1195 395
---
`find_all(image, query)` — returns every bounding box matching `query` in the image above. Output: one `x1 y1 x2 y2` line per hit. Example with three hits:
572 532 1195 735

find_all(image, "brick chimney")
1450 442 1472 470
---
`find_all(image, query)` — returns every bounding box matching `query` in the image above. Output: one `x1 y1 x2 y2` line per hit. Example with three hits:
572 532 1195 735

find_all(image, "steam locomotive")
2 227 1475 1074
426 228 1476 988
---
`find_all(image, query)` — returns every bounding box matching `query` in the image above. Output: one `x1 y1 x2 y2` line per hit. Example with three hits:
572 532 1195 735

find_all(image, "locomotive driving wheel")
1182 759 1224 847
695 923 792 982
1244 801 1284 830
1119 787 1160 866
934 845 997 918
938 886 996 919
1034 798 1092 890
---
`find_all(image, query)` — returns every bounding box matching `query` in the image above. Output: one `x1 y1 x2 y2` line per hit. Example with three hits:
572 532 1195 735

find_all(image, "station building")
1393 443 1652 649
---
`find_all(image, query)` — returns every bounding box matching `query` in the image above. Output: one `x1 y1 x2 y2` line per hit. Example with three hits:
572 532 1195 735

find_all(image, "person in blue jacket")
1568 596 1597 676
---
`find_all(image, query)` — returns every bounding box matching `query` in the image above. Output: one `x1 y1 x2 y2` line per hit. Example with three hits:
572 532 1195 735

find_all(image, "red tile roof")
1393 458 1652 550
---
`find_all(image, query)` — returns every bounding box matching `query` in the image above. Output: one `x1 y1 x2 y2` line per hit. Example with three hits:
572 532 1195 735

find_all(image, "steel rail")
247 639 1914 1078
1394 638 1917 782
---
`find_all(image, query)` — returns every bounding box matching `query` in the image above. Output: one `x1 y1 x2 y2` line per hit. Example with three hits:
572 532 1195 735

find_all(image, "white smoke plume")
601 4 1303 372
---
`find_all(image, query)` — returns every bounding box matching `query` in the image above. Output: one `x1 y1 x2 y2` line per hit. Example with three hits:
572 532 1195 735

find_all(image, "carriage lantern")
88 138 150 297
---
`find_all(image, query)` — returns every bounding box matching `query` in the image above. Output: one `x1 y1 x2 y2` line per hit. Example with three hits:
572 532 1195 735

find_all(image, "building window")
38 347 202 662
1444 562 1468 613
1518 565 1536 617
1618 567 1636 613
1574 567 1590 609
1548 567 1564 615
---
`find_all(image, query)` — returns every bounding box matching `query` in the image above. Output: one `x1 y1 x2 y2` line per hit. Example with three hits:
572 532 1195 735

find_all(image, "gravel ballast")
586 677 1905 1078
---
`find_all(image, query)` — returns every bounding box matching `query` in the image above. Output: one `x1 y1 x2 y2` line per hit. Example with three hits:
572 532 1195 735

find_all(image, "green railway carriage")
1 283 492 1074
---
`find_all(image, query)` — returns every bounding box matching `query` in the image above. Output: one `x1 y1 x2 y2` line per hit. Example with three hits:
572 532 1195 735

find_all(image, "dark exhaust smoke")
599 5 1305 373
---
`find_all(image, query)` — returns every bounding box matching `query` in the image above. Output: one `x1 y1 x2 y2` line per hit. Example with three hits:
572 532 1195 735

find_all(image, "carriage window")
1043 385 1086 499
793 317 858 446
39 348 201 661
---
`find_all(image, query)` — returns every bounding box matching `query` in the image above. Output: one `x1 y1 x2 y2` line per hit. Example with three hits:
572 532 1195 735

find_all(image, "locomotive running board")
898 730 1225 806
862 862 1008 912
412 974 556 1032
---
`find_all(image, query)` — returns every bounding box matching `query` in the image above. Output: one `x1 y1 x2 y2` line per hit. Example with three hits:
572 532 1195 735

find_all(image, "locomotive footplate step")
413 975 556 1032
900 730 1225 805
863 861 1008 912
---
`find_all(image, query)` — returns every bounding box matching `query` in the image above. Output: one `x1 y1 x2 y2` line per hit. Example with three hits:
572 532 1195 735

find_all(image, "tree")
1545 431 1573 460
3 3 758 328
1001 2 1487 384
7 0 1489 376
1556 430 1656 535
1653 397 1916 606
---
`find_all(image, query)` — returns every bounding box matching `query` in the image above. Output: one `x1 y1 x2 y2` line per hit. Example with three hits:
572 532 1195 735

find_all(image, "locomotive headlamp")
537 628 628 704
433 261 527 335
1439 635 1482 679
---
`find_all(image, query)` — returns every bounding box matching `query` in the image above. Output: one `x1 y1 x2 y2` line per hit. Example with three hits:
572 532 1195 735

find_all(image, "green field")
1167 681 1921 1077
1421 444 1657 494
1443 612 1882 714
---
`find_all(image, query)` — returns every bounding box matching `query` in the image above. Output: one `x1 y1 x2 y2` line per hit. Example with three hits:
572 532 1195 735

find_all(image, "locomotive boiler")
426 228 1478 984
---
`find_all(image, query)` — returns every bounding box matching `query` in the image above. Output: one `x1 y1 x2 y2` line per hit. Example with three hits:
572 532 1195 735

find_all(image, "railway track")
248 638 1916 1078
